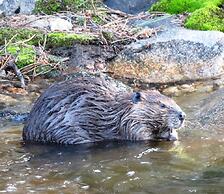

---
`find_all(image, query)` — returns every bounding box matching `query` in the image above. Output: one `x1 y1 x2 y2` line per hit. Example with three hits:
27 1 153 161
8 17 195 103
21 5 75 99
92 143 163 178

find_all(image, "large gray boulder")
107 28 224 92
0 0 36 16
104 0 158 14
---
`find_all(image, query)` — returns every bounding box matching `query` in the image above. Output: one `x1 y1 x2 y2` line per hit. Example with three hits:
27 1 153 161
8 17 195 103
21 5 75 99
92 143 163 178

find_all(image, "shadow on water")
21 140 183 179
21 140 180 176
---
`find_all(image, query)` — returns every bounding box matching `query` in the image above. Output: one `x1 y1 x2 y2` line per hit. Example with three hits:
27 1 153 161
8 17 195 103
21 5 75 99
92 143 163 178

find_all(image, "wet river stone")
107 28 224 88
195 88 224 130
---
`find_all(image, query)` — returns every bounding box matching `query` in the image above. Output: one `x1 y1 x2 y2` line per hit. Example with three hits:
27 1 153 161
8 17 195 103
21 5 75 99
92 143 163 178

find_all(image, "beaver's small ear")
132 92 141 104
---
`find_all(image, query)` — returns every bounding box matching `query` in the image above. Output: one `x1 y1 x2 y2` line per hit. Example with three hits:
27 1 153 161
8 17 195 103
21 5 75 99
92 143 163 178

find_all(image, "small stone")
162 86 180 96
180 84 192 89
49 18 73 31
179 84 196 93
30 17 73 32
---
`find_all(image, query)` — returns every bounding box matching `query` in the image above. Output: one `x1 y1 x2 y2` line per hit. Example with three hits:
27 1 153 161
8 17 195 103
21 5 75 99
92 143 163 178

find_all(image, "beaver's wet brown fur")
23 75 185 145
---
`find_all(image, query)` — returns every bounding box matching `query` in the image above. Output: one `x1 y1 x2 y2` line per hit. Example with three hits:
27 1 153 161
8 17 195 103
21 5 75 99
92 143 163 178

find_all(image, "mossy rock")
150 0 224 32
35 0 94 14
3 44 36 69
0 28 44 46
0 28 96 48
47 32 95 47
150 0 222 14
185 6 224 32
0 28 96 68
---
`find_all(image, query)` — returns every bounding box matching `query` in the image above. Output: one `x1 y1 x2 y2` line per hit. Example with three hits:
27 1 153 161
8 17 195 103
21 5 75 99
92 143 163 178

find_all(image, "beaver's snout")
167 109 185 130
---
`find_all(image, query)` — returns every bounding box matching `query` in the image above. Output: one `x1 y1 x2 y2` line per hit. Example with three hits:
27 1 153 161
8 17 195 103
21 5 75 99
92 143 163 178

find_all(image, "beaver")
23 74 185 145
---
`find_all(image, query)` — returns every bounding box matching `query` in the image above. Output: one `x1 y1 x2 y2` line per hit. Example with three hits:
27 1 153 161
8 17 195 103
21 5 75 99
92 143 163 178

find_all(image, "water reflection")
0 92 224 193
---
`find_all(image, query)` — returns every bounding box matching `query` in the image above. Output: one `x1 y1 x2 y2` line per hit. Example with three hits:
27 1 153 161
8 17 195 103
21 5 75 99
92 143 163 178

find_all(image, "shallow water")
0 92 224 194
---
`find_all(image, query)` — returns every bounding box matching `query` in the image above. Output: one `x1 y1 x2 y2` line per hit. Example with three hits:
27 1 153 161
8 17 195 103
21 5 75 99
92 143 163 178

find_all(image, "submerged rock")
107 28 224 93
195 88 224 130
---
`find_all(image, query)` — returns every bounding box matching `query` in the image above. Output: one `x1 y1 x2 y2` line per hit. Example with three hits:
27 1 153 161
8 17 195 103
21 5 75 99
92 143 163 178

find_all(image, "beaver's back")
23 75 130 144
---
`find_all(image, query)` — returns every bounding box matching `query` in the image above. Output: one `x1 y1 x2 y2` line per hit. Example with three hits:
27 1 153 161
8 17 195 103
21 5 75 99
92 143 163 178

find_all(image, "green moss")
6 45 36 68
6 45 20 55
0 28 44 45
0 28 96 68
92 15 104 25
16 47 36 68
150 0 222 14
0 28 96 48
47 32 95 47
149 0 224 32
35 0 94 14
151 0 201 13
101 31 115 42
35 0 60 14
185 6 224 32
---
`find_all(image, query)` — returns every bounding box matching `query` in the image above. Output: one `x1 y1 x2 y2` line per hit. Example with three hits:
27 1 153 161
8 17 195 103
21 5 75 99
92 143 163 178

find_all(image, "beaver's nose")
178 112 185 121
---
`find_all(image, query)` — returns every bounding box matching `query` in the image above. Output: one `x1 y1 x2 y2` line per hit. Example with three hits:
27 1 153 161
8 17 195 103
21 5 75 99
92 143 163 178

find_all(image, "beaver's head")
121 90 185 141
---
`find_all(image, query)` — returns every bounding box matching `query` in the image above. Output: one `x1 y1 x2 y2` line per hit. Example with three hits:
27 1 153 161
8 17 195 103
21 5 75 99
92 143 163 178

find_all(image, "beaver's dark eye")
132 92 141 104
160 103 166 108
